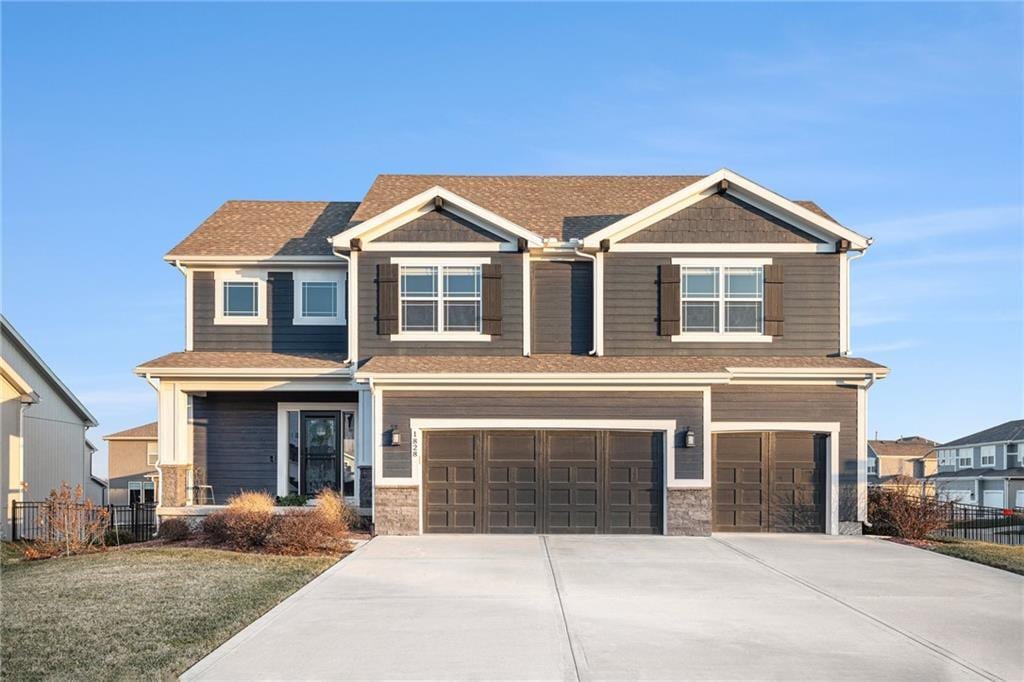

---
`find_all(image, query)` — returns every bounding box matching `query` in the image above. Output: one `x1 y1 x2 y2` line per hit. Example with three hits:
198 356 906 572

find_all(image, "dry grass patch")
923 538 1024 575
0 545 335 680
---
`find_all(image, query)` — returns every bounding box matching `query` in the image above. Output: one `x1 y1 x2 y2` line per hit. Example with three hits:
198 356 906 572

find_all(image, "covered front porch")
135 352 373 515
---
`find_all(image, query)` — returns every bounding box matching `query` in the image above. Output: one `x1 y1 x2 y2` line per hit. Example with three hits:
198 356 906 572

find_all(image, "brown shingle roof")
869 438 938 460
166 201 359 258
137 351 350 370
357 355 885 375
105 422 157 440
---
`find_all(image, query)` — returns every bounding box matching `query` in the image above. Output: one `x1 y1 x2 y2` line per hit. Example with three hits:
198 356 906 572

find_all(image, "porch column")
157 381 192 507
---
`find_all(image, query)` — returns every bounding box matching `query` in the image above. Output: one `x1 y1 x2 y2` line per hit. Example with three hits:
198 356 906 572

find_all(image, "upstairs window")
146 442 158 467
675 259 768 340
223 282 258 317
293 270 346 325
957 448 973 469
399 265 482 335
938 449 955 467
215 270 267 325
867 457 877 475
980 446 996 467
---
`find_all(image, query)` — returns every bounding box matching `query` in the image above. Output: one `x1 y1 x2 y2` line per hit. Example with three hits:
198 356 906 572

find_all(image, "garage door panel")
424 428 663 534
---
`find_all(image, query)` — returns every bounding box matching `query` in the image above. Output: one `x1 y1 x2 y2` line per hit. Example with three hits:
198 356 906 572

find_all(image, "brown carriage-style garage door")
424 429 663 534
712 431 826 533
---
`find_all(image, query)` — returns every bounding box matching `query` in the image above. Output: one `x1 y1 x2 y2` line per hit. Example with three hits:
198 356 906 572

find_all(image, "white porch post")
157 381 192 506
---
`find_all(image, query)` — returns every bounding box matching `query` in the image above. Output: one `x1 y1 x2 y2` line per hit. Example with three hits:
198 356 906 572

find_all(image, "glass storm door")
300 411 341 496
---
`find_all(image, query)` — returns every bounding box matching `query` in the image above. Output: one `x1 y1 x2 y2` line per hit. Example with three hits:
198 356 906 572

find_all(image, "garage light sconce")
683 428 696 448
387 427 402 447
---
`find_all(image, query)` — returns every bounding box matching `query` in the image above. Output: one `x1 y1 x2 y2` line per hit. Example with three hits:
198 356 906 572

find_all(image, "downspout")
332 249 354 366
844 248 867 357
861 371 877 527
573 249 598 355
17 394 37 506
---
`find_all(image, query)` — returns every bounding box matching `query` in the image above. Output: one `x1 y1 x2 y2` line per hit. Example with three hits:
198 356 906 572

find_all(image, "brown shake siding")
193 271 347 354
603 253 840 356
379 391 704 480
107 440 156 505
711 384 859 520
374 209 504 242
358 251 523 358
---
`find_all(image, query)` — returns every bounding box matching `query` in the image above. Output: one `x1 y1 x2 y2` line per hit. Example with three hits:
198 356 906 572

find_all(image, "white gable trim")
331 186 544 249
581 169 870 251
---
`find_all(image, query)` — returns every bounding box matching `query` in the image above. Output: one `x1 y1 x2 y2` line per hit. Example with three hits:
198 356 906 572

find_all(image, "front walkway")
183 535 1023 681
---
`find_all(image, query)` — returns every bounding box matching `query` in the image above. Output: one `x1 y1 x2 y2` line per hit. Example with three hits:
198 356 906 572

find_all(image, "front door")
300 411 342 496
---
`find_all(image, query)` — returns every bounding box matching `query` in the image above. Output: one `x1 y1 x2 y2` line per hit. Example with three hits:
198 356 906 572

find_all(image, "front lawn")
924 538 1024 575
0 545 336 680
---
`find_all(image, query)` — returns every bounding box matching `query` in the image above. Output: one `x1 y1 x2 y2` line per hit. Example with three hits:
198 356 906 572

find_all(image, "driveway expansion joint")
712 537 1003 682
542 535 583 682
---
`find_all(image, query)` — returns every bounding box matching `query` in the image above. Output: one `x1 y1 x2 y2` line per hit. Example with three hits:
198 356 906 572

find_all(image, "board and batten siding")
531 260 593 355
192 391 358 499
710 384 859 520
603 252 840 356
379 391 704 480
358 251 523 359
192 270 347 353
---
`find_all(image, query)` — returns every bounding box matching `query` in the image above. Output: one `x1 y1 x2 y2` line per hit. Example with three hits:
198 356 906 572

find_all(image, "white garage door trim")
410 418 677 535
710 421 841 536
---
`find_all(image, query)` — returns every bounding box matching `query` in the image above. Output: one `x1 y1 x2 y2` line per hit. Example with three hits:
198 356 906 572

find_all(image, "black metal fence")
10 501 157 543
933 500 1024 546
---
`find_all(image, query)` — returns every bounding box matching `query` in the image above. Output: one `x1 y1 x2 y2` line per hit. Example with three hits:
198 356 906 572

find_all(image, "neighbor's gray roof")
942 420 1024 448
0 315 98 427
104 422 158 441
165 174 838 257
929 467 1024 479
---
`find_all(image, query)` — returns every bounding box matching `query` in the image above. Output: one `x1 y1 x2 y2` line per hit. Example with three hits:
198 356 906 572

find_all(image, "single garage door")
713 431 826 533
424 429 663 534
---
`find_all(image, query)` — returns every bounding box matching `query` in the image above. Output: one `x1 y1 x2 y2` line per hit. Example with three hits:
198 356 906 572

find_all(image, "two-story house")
929 420 1024 509
136 169 887 535
104 422 158 505
867 436 937 488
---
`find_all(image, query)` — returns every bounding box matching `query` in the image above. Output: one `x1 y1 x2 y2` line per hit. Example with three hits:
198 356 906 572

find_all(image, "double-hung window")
399 264 482 336
675 259 768 340
867 457 877 475
127 481 155 505
957 448 974 469
146 442 158 467
293 270 346 325
980 446 996 467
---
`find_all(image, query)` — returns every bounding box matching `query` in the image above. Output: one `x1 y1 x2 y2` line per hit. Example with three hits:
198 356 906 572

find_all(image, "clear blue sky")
3 2 1021 477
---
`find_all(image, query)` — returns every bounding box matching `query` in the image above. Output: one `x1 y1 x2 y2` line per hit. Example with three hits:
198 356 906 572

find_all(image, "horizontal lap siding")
193 271 347 353
380 391 703 480
604 253 840 356
711 384 859 520
358 252 523 358
192 391 358 498
532 261 593 355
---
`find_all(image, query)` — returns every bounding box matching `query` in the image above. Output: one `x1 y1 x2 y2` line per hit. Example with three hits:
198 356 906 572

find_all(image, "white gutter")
331 249 355 365
573 249 598 355
142 373 162 507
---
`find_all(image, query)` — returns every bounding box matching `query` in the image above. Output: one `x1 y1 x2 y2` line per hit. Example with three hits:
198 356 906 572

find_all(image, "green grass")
926 538 1024 575
0 545 336 680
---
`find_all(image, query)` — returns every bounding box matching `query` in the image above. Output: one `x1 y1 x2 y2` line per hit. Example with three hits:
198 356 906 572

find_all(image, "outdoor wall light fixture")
388 427 402 447
683 428 696 448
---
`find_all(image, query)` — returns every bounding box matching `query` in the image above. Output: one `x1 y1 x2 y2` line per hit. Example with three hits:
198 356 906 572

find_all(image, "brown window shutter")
764 263 784 336
658 264 680 336
482 263 502 335
377 263 399 335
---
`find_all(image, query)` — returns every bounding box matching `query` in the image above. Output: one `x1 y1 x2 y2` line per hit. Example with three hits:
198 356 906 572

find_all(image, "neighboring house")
104 422 158 505
929 420 1024 509
867 436 937 488
86 439 109 504
1 315 101 538
136 169 888 536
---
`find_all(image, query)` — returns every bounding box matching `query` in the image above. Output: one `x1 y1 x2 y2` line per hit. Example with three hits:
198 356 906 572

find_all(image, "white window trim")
980 445 996 467
867 457 877 475
292 268 347 326
671 257 772 343
146 441 159 467
214 269 268 325
957 447 974 469
390 256 491 341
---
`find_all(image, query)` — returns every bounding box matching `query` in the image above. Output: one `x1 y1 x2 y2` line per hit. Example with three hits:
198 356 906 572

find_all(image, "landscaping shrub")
276 494 309 507
157 517 191 541
200 510 230 543
315 489 359 532
26 483 109 559
104 528 136 546
868 485 948 540
227 490 276 514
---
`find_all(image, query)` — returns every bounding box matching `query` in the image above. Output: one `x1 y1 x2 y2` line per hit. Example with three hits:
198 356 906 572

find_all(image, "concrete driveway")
183 535 1023 681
